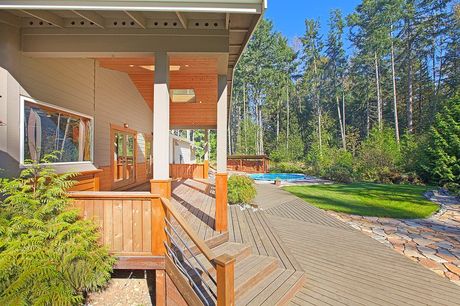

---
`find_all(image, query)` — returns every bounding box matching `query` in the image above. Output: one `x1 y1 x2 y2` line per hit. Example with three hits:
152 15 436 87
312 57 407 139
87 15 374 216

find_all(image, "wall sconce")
0 120 6 127
123 123 129 129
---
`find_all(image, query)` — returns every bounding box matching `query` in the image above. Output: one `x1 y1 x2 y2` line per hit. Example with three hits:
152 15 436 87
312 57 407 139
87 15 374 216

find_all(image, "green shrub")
227 175 256 205
270 162 305 174
323 149 355 183
0 154 115 305
355 127 402 182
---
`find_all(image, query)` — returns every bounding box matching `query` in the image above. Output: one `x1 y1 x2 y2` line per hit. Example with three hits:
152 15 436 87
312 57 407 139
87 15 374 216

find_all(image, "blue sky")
265 0 362 50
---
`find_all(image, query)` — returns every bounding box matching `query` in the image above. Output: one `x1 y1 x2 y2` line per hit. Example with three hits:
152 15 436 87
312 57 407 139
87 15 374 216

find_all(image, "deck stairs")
179 236 306 305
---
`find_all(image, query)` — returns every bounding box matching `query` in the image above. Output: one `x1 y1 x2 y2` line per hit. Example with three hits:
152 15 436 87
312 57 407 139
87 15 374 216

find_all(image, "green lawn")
283 183 439 219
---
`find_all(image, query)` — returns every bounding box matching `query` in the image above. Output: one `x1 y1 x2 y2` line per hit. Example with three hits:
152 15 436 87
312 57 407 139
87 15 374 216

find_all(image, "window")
170 89 196 103
20 97 93 164
145 138 152 177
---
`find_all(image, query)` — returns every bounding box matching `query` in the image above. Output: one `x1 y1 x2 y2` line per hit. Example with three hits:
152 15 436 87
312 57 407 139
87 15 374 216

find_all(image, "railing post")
215 173 228 231
94 175 100 191
151 197 167 255
214 254 235 306
203 160 209 179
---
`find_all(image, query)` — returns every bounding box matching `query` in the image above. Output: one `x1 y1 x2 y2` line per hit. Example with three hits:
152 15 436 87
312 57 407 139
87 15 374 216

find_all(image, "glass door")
113 130 136 188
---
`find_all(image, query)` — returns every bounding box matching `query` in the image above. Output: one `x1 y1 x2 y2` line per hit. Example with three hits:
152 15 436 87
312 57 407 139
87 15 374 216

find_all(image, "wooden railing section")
227 155 270 173
69 191 234 305
69 192 166 257
161 197 235 306
170 163 206 179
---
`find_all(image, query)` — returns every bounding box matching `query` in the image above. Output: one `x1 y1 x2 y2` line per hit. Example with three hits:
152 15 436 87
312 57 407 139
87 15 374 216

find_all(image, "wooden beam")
225 13 230 29
229 28 248 33
175 11 187 29
124 11 146 29
71 10 105 28
20 10 64 28
113 256 165 270
0 11 20 27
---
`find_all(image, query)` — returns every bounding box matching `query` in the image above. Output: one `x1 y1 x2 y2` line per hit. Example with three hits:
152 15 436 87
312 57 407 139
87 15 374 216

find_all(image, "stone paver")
329 189 460 285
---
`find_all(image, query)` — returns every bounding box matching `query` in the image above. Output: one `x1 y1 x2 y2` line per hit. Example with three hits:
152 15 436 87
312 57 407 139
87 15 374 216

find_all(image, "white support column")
153 52 170 180
216 75 228 173
215 75 228 231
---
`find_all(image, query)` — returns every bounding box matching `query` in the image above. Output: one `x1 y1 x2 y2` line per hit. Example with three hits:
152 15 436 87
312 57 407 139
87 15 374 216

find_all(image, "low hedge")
227 175 256 205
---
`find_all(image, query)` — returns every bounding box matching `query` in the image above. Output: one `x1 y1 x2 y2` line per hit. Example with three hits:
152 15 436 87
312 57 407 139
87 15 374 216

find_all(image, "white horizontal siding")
95 65 152 165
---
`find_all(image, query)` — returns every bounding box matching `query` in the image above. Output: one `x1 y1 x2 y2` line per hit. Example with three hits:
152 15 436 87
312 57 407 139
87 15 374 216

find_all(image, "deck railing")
69 192 166 256
161 197 235 306
169 163 208 179
69 191 234 305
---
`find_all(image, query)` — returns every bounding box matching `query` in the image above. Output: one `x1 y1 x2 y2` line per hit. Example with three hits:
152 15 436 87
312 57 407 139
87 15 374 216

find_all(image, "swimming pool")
249 173 307 182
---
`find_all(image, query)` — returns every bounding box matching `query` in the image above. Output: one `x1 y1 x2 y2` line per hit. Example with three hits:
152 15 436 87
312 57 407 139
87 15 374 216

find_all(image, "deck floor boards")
129 180 460 305
258 185 460 306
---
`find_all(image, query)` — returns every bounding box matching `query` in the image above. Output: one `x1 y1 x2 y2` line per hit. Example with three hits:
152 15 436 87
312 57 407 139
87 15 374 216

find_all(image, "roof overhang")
0 1 263 14
0 0 266 122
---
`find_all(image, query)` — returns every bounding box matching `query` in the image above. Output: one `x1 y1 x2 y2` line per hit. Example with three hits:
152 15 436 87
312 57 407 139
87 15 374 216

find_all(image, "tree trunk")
318 107 322 156
276 96 280 144
390 26 400 144
337 95 346 150
243 82 248 153
255 103 259 155
366 99 370 137
406 18 414 134
258 101 264 155
286 80 290 150
374 52 383 130
407 56 414 133
342 91 346 149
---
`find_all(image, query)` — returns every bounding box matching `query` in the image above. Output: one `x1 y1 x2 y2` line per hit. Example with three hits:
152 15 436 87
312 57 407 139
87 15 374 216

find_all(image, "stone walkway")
329 190 460 285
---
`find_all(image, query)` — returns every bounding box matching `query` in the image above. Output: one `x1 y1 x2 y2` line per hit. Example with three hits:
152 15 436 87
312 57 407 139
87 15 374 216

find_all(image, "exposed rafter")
229 28 248 33
225 13 230 29
175 11 187 29
20 9 64 28
71 10 105 28
0 11 20 27
124 11 146 29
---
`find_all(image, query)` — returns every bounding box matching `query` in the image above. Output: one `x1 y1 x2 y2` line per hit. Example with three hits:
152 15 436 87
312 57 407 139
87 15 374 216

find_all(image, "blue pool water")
249 173 307 182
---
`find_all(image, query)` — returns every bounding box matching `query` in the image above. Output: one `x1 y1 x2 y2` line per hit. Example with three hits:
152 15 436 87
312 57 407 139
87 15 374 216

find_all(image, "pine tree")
423 96 460 186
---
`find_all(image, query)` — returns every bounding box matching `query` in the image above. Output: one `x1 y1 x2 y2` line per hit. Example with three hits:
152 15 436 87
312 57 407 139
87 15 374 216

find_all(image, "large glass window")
21 98 93 164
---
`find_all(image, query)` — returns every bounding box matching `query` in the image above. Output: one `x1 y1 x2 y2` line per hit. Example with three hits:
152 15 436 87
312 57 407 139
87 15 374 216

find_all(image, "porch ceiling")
0 0 265 122
98 56 220 129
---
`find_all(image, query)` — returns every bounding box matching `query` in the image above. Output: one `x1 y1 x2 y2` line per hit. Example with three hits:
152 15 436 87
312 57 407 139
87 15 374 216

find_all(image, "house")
0 0 265 305
170 132 197 165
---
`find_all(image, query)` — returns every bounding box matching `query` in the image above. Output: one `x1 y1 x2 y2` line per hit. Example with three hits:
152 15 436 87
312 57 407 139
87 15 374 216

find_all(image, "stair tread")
234 255 280 297
187 242 252 274
211 242 251 259
238 269 306 306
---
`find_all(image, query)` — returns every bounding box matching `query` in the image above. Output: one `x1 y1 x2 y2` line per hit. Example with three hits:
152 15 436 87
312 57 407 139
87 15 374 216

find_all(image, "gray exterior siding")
0 24 152 177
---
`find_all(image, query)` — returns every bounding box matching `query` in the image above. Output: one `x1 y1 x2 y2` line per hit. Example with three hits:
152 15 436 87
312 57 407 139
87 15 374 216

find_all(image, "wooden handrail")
69 191 160 199
160 197 217 262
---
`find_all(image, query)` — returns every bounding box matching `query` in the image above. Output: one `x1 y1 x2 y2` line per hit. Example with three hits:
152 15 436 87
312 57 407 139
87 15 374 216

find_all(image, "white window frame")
19 95 94 166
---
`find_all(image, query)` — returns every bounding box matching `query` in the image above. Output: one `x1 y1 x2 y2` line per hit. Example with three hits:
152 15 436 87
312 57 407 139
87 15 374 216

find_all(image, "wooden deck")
254 184 460 306
131 180 460 305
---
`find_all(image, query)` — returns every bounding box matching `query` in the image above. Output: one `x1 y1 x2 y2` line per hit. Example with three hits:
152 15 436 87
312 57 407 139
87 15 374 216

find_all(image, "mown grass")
283 183 439 219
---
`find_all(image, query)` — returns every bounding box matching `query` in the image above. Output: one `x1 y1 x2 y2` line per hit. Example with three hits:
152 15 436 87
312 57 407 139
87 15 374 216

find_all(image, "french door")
113 129 136 188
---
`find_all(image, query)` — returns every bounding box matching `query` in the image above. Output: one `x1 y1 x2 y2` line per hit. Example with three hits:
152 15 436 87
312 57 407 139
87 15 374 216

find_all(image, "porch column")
151 52 171 199
203 129 209 179
215 75 228 232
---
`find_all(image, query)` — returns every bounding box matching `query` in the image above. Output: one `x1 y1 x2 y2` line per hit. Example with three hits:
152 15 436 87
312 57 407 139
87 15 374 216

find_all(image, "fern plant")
0 153 115 305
